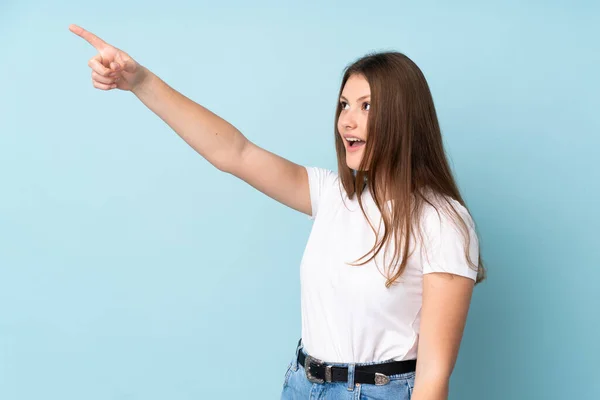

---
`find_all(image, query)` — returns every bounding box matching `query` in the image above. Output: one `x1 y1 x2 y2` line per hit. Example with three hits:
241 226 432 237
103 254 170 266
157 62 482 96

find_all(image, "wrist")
131 65 153 96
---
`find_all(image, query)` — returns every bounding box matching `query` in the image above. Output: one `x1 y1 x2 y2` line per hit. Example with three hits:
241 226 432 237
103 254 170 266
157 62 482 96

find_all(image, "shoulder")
419 191 475 235
304 166 339 187
304 167 341 220
417 190 480 280
304 166 341 200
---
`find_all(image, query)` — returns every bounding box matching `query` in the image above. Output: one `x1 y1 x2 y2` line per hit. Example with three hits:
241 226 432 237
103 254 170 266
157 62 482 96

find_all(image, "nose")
339 109 358 130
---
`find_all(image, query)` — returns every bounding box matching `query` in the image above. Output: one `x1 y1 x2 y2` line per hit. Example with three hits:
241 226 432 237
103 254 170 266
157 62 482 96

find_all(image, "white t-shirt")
300 166 479 363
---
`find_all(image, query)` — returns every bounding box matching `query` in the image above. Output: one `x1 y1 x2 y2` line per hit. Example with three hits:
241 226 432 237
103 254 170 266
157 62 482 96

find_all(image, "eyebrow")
340 95 371 102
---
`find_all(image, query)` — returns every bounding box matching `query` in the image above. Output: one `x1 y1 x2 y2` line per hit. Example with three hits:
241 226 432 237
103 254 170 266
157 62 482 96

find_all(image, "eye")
363 102 370 111
340 101 349 110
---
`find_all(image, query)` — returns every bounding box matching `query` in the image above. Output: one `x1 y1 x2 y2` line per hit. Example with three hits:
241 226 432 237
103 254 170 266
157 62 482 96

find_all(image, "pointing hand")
69 24 147 92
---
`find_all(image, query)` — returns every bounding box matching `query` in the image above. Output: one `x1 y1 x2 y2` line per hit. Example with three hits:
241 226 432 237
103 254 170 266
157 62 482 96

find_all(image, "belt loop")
346 363 356 391
293 338 302 371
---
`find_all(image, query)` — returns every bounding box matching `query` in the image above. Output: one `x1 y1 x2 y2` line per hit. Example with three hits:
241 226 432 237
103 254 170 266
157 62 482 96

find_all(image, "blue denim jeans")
281 340 415 399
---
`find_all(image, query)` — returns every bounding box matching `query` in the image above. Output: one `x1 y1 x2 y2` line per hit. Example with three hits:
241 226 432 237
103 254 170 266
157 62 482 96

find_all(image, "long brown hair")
334 51 486 287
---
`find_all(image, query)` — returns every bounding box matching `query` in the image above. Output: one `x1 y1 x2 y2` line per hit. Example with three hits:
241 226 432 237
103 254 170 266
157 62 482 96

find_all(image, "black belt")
296 340 417 386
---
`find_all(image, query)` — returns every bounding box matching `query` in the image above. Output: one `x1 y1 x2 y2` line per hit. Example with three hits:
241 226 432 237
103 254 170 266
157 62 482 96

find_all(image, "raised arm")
69 24 311 215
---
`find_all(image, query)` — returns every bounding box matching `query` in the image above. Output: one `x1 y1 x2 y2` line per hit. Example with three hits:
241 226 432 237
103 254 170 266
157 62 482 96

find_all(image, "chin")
345 157 363 171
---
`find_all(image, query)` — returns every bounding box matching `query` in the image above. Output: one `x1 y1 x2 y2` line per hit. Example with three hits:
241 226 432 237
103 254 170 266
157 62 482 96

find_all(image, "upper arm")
415 273 474 383
224 139 312 216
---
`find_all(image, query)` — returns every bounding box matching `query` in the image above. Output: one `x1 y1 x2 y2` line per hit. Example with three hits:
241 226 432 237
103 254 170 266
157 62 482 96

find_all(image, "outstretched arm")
69 24 311 215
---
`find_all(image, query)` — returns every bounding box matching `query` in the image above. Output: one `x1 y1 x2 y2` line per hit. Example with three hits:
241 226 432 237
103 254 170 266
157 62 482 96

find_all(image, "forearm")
131 66 247 171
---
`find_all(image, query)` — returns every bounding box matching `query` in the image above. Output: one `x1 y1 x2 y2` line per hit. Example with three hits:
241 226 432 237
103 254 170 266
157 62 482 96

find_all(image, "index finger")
69 24 107 50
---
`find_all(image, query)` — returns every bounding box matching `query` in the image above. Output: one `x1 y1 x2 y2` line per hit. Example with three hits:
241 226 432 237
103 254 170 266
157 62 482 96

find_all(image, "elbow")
213 141 247 174
212 157 231 173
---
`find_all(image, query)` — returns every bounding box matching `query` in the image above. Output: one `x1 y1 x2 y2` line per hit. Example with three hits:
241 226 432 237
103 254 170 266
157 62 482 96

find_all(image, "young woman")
69 23 486 400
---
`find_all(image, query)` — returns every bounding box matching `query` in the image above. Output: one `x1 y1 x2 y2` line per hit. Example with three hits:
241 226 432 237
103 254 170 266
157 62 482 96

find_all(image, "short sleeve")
419 201 480 281
304 166 338 220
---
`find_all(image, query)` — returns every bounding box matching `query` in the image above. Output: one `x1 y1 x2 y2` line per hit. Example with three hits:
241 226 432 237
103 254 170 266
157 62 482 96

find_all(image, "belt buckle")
374 372 390 385
305 355 329 383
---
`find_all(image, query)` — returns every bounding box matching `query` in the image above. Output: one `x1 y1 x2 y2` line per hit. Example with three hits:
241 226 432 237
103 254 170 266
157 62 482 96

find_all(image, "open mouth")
346 138 366 148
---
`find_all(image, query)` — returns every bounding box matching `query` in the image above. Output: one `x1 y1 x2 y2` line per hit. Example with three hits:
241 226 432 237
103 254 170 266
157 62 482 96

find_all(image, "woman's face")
338 74 371 171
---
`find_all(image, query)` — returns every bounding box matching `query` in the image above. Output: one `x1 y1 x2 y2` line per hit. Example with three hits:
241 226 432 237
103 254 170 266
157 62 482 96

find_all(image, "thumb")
115 52 136 73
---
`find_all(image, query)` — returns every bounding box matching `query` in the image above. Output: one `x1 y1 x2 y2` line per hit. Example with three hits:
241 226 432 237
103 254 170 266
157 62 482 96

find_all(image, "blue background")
1 1 598 399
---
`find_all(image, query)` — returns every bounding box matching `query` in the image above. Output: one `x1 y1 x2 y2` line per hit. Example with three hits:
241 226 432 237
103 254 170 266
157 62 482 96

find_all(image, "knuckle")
92 72 106 82
92 80 105 90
